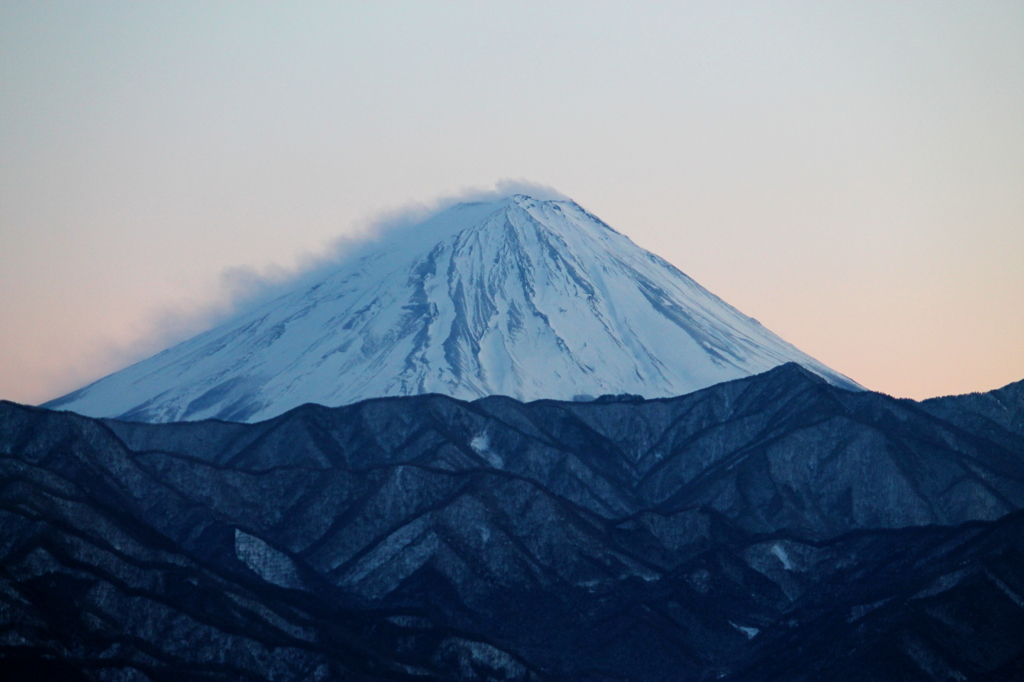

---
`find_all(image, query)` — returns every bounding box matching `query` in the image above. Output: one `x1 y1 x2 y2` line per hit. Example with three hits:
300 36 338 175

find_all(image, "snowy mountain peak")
46 194 860 422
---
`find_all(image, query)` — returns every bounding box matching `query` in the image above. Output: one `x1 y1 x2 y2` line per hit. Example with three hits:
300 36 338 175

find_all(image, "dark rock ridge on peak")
43 194 859 423
3 365 1024 680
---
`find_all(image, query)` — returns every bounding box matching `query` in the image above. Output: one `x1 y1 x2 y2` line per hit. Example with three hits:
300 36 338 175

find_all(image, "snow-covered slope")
46 195 860 422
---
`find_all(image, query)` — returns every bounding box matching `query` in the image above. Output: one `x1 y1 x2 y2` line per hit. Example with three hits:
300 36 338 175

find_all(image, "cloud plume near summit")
34 181 569 404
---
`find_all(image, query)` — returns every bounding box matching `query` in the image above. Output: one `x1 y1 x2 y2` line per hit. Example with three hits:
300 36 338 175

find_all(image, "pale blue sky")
1 1 1022 402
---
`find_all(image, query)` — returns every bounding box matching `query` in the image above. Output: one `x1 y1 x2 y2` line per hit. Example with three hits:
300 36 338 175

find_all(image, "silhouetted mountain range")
4 364 1024 681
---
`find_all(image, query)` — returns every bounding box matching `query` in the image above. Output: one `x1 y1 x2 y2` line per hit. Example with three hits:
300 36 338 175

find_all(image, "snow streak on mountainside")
46 195 860 422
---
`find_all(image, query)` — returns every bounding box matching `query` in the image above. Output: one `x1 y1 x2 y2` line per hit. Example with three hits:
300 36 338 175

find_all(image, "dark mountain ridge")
2 364 1024 681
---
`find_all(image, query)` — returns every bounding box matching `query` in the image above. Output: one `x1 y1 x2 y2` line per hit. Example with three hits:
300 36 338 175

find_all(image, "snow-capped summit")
46 194 860 422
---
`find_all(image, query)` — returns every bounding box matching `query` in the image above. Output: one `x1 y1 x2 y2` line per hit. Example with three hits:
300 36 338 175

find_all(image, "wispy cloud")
45 180 568 402
200 179 568 323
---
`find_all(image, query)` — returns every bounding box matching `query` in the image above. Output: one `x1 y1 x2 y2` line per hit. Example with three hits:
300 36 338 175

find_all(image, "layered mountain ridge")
4 365 1024 681
15 191 1023 681
45 195 859 423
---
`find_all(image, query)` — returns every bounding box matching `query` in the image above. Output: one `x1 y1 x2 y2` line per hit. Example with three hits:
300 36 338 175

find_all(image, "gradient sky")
2 1 1022 405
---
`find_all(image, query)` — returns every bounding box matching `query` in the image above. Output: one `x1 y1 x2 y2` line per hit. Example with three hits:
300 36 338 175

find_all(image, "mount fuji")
46 194 860 422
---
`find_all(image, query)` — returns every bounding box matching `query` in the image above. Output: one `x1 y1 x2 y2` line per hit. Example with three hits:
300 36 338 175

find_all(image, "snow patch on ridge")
471 432 503 468
772 543 794 571
234 529 302 589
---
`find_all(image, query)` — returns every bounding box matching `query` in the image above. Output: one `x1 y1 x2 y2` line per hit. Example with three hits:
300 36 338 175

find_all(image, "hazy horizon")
2 2 1022 404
